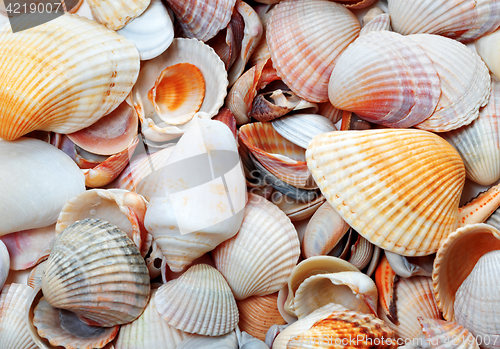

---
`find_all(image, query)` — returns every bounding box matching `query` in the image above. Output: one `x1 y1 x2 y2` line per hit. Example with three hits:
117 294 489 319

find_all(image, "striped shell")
86 0 150 30
418 318 479 349
306 129 465 256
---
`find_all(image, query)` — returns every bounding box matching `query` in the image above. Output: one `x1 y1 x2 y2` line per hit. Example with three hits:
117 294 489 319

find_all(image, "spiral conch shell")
306 129 465 256
144 118 247 272
0 14 140 141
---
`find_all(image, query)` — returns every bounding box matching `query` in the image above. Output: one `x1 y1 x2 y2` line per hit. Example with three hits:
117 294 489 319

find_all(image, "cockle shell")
237 293 286 341
267 0 360 102
132 38 227 142
165 0 236 41
213 193 300 300
28 260 47 289
359 13 391 36
0 14 140 140
306 129 465 256
42 219 150 327
476 28 500 80
114 289 188 349
388 0 500 43
328 31 441 128
273 303 397 349
86 0 149 30
0 284 38 349
408 34 490 132
117 0 174 60
56 189 148 255
442 75 500 185
0 240 8 289
418 318 479 349
375 255 398 326
155 264 239 336
144 118 246 272
293 271 378 319
0 138 85 236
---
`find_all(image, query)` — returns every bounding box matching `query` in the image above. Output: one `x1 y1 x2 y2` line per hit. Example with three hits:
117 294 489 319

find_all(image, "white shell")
271 114 336 149
0 138 85 236
477 28 500 80
117 0 174 61
0 240 9 289
176 331 238 349
87 0 150 30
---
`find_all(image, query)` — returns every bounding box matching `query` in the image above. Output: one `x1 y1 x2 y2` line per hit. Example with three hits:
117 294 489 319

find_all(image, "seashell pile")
3 0 500 348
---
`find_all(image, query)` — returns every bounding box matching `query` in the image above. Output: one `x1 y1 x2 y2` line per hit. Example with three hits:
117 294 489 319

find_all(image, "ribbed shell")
0 284 38 349
388 0 500 42
237 293 286 341
328 31 441 128
33 298 119 349
87 0 149 30
0 240 8 289
155 264 239 336
374 255 398 324
442 76 500 185
418 318 479 349
273 303 397 349
0 14 139 141
271 114 336 149
381 276 441 340
454 250 500 348
213 193 300 300
115 289 188 349
409 34 490 132
267 0 360 102
359 13 392 36
165 0 236 41
306 129 465 256
41 219 150 327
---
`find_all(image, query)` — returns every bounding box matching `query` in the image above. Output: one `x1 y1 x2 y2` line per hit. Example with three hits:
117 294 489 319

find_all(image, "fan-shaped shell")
132 38 227 142
359 13 391 35
409 34 490 132
0 283 38 349
328 31 441 128
115 289 188 349
165 0 236 41
86 0 149 30
0 14 139 141
0 138 85 236
306 129 465 256
388 0 500 43
441 75 500 185
267 0 360 102
418 318 479 349
41 219 150 327
155 264 239 336
213 193 300 300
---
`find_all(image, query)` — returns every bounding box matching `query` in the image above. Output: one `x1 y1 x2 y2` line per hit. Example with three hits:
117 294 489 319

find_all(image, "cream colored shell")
87 0 150 30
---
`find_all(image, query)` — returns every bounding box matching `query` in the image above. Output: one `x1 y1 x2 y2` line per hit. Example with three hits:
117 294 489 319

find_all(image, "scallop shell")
213 193 300 300
418 318 479 349
306 129 465 256
0 284 38 349
239 122 313 189
271 114 336 149
388 0 500 43
165 0 236 41
293 271 378 319
114 289 188 349
0 138 85 236
442 75 500 185
41 219 150 327
56 189 148 255
143 118 247 272
359 13 391 35
117 0 174 60
0 14 139 141
476 28 500 80
237 293 286 341
374 255 398 327
267 0 360 102
328 31 441 128
155 264 239 336
0 240 9 289
273 303 397 349
302 201 350 258
409 34 490 132
132 38 227 142
33 297 119 349
28 260 47 289
86 0 149 30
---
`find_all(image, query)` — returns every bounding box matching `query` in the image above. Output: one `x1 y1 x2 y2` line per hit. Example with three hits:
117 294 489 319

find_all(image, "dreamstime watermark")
3 0 79 32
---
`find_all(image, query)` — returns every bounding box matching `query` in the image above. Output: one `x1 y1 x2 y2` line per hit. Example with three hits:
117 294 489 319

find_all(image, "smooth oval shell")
477 28 500 80
0 138 85 235
306 129 465 256
0 14 139 140
267 0 360 103
42 219 150 327
155 264 239 336
213 193 300 300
